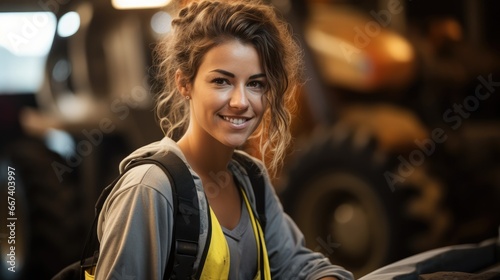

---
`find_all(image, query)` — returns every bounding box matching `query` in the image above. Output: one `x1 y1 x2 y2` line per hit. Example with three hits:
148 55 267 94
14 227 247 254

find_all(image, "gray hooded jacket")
95 137 353 280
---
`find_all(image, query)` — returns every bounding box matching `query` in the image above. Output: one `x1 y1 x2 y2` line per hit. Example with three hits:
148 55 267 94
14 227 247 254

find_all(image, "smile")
220 115 250 125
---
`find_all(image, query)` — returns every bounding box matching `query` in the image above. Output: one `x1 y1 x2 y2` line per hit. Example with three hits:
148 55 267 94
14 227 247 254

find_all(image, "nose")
229 85 249 110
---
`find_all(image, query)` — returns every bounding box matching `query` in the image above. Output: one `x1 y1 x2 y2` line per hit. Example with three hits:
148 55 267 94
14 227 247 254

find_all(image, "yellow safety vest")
199 188 271 279
86 188 271 280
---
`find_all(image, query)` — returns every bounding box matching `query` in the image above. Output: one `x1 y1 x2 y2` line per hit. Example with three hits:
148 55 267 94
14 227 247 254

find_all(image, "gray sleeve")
262 171 354 280
95 165 174 280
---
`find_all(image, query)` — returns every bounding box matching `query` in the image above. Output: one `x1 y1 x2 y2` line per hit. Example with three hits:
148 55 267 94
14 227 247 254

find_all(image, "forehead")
197 40 264 76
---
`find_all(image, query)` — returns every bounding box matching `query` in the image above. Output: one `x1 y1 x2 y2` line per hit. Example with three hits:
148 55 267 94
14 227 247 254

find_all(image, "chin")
220 136 249 149
223 141 246 149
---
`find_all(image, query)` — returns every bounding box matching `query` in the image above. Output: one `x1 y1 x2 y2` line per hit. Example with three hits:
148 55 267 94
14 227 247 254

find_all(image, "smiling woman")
91 1 353 279
177 40 266 150
155 0 303 177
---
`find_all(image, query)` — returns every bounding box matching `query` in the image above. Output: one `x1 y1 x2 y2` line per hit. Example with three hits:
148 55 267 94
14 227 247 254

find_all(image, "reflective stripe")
241 189 271 280
200 208 230 279
199 189 270 280
85 268 95 280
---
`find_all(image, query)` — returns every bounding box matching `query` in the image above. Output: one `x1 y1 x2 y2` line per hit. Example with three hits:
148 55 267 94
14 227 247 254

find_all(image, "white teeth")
222 116 247 125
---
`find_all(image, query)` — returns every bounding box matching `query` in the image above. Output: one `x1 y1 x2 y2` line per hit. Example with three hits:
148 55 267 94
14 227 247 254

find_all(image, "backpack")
52 151 266 280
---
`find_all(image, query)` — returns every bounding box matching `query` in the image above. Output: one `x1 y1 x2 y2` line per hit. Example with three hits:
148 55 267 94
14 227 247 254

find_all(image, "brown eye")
211 78 229 85
248 81 265 89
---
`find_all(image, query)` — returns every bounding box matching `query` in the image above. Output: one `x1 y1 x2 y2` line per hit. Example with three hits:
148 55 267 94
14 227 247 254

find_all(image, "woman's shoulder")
114 137 191 194
119 163 173 192
99 163 175 209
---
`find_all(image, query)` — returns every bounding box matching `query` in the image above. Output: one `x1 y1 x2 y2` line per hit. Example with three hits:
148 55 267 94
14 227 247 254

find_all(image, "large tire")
282 127 425 277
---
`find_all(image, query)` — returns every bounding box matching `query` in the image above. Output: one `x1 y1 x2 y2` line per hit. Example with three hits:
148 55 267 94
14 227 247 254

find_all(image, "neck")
177 126 234 178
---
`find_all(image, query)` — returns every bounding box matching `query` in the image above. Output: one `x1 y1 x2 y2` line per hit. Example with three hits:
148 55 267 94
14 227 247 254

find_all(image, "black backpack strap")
232 152 267 230
151 152 200 280
129 152 200 280
85 151 200 280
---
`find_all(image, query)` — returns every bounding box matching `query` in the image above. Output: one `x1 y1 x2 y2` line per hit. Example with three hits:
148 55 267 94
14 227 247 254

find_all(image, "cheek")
256 95 268 116
192 94 217 114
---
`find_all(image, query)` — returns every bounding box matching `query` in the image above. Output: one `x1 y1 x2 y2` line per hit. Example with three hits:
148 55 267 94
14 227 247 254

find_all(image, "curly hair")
155 0 302 176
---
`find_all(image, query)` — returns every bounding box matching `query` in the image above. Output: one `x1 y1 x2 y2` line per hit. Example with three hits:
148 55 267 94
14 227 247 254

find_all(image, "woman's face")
183 40 267 148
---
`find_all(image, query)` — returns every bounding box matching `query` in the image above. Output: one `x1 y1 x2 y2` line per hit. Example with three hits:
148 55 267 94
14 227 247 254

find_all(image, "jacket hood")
118 137 187 173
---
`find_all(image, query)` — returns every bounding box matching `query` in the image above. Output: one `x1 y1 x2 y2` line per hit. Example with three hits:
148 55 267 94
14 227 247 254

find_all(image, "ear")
175 69 191 96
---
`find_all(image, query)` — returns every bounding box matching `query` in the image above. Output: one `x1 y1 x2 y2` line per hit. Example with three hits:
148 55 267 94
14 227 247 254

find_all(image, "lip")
219 114 253 129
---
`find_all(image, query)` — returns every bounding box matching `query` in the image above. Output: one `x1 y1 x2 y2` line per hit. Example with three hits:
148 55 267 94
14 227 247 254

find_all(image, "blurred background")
0 0 499 279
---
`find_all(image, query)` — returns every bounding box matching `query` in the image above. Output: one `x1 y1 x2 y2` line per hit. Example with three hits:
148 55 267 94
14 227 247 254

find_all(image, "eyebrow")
210 69 266 80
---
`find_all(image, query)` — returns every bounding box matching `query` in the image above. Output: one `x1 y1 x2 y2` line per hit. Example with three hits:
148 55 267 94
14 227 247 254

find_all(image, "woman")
95 1 353 279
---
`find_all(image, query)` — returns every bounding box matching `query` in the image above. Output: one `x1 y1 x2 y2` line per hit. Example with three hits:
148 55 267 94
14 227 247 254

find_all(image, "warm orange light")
383 34 414 63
